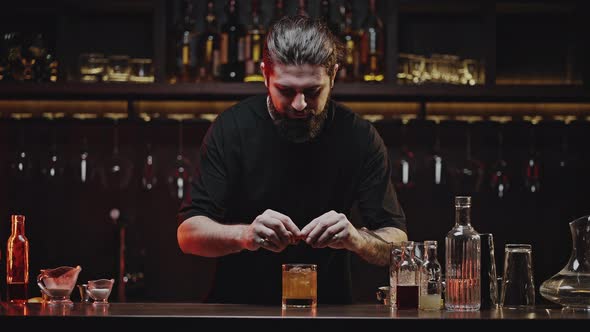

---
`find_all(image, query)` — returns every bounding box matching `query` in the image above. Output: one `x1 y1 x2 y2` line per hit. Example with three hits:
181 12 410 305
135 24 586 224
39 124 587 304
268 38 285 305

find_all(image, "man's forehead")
270 63 329 88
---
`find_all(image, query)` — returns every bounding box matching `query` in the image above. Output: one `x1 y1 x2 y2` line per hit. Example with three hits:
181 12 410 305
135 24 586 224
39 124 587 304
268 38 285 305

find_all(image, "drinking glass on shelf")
105 55 130 82
397 53 412 85
129 58 155 83
409 54 426 84
459 59 480 86
79 53 107 83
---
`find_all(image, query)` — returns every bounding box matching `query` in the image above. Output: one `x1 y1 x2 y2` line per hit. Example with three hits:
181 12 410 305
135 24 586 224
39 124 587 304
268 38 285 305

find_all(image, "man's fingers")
264 209 301 239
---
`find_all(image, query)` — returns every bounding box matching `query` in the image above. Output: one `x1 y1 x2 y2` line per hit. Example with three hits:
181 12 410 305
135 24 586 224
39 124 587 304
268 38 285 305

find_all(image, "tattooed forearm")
355 229 393 266
353 227 407 266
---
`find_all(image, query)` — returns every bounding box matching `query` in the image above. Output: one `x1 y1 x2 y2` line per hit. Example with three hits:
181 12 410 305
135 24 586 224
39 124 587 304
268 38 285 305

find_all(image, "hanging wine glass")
167 116 194 200
523 125 541 193
40 121 65 183
393 121 416 190
557 123 578 182
141 119 157 191
547 122 575 194
141 142 157 191
71 135 94 185
96 116 133 191
452 124 484 195
429 122 446 186
8 124 33 181
489 127 510 198
558 127 569 169
107 207 127 302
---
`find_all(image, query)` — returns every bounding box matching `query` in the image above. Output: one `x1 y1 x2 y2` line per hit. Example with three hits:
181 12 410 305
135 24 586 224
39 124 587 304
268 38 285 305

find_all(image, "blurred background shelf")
1 0 587 121
1 82 590 101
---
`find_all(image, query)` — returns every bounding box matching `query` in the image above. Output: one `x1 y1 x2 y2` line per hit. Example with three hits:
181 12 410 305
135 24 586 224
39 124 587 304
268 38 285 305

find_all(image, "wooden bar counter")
1 302 589 330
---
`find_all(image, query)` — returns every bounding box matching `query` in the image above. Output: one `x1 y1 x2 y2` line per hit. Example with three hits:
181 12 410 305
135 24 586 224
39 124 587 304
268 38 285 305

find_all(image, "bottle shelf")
0 81 588 102
1 0 587 117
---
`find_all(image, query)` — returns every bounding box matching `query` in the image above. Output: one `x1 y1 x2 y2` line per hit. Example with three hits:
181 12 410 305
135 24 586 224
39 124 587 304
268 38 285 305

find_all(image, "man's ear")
261 62 268 88
331 63 339 88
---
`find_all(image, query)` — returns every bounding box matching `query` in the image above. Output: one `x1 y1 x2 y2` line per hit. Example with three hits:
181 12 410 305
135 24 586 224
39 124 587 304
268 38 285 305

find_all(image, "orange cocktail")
282 264 317 308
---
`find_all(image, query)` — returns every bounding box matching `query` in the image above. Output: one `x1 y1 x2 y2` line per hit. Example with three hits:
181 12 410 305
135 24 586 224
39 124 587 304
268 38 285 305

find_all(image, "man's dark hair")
263 15 343 77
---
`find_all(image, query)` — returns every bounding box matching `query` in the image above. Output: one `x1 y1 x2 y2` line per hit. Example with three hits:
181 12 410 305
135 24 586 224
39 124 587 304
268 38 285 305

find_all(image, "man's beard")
268 97 329 143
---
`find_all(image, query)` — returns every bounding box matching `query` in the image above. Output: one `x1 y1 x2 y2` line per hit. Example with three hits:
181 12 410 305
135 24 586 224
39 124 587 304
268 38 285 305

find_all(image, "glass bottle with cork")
6 214 29 304
445 196 481 311
419 240 442 310
396 240 419 309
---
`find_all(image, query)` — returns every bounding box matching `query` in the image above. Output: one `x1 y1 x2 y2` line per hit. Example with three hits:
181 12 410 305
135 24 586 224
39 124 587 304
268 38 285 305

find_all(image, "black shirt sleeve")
177 114 229 224
356 124 407 233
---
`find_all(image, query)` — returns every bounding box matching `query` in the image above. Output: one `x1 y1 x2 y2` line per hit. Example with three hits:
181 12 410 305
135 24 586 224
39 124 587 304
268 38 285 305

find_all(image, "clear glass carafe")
540 215 590 310
445 196 481 311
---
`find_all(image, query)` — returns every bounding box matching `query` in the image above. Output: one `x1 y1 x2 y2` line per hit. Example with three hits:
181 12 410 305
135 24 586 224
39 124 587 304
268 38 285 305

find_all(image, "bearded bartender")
177 15 407 305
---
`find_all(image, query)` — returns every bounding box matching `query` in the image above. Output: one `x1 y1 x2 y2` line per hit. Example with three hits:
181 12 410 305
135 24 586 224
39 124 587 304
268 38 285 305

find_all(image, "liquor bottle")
359 0 384 82
220 0 245 82
243 0 265 83
6 214 29 304
197 0 221 81
29 33 58 82
337 0 359 82
419 240 442 310
3 32 24 81
296 0 308 17
320 0 339 35
175 0 198 83
271 0 285 25
396 241 419 309
445 196 481 311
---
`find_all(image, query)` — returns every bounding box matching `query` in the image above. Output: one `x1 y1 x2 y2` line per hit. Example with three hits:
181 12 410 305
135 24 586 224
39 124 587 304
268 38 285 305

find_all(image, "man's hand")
244 209 301 252
300 210 360 249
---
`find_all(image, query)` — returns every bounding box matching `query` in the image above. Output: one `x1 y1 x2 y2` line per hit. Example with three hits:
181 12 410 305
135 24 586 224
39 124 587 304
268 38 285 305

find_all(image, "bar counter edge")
1 302 588 331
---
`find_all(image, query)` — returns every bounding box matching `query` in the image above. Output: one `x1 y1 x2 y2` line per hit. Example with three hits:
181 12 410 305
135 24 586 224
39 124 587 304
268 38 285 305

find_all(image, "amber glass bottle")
6 214 29 304
359 0 384 82
197 0 221 81
244 0 265 82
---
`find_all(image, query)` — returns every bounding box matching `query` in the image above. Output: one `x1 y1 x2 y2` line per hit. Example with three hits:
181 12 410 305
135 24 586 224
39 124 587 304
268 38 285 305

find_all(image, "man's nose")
291 93 307 112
